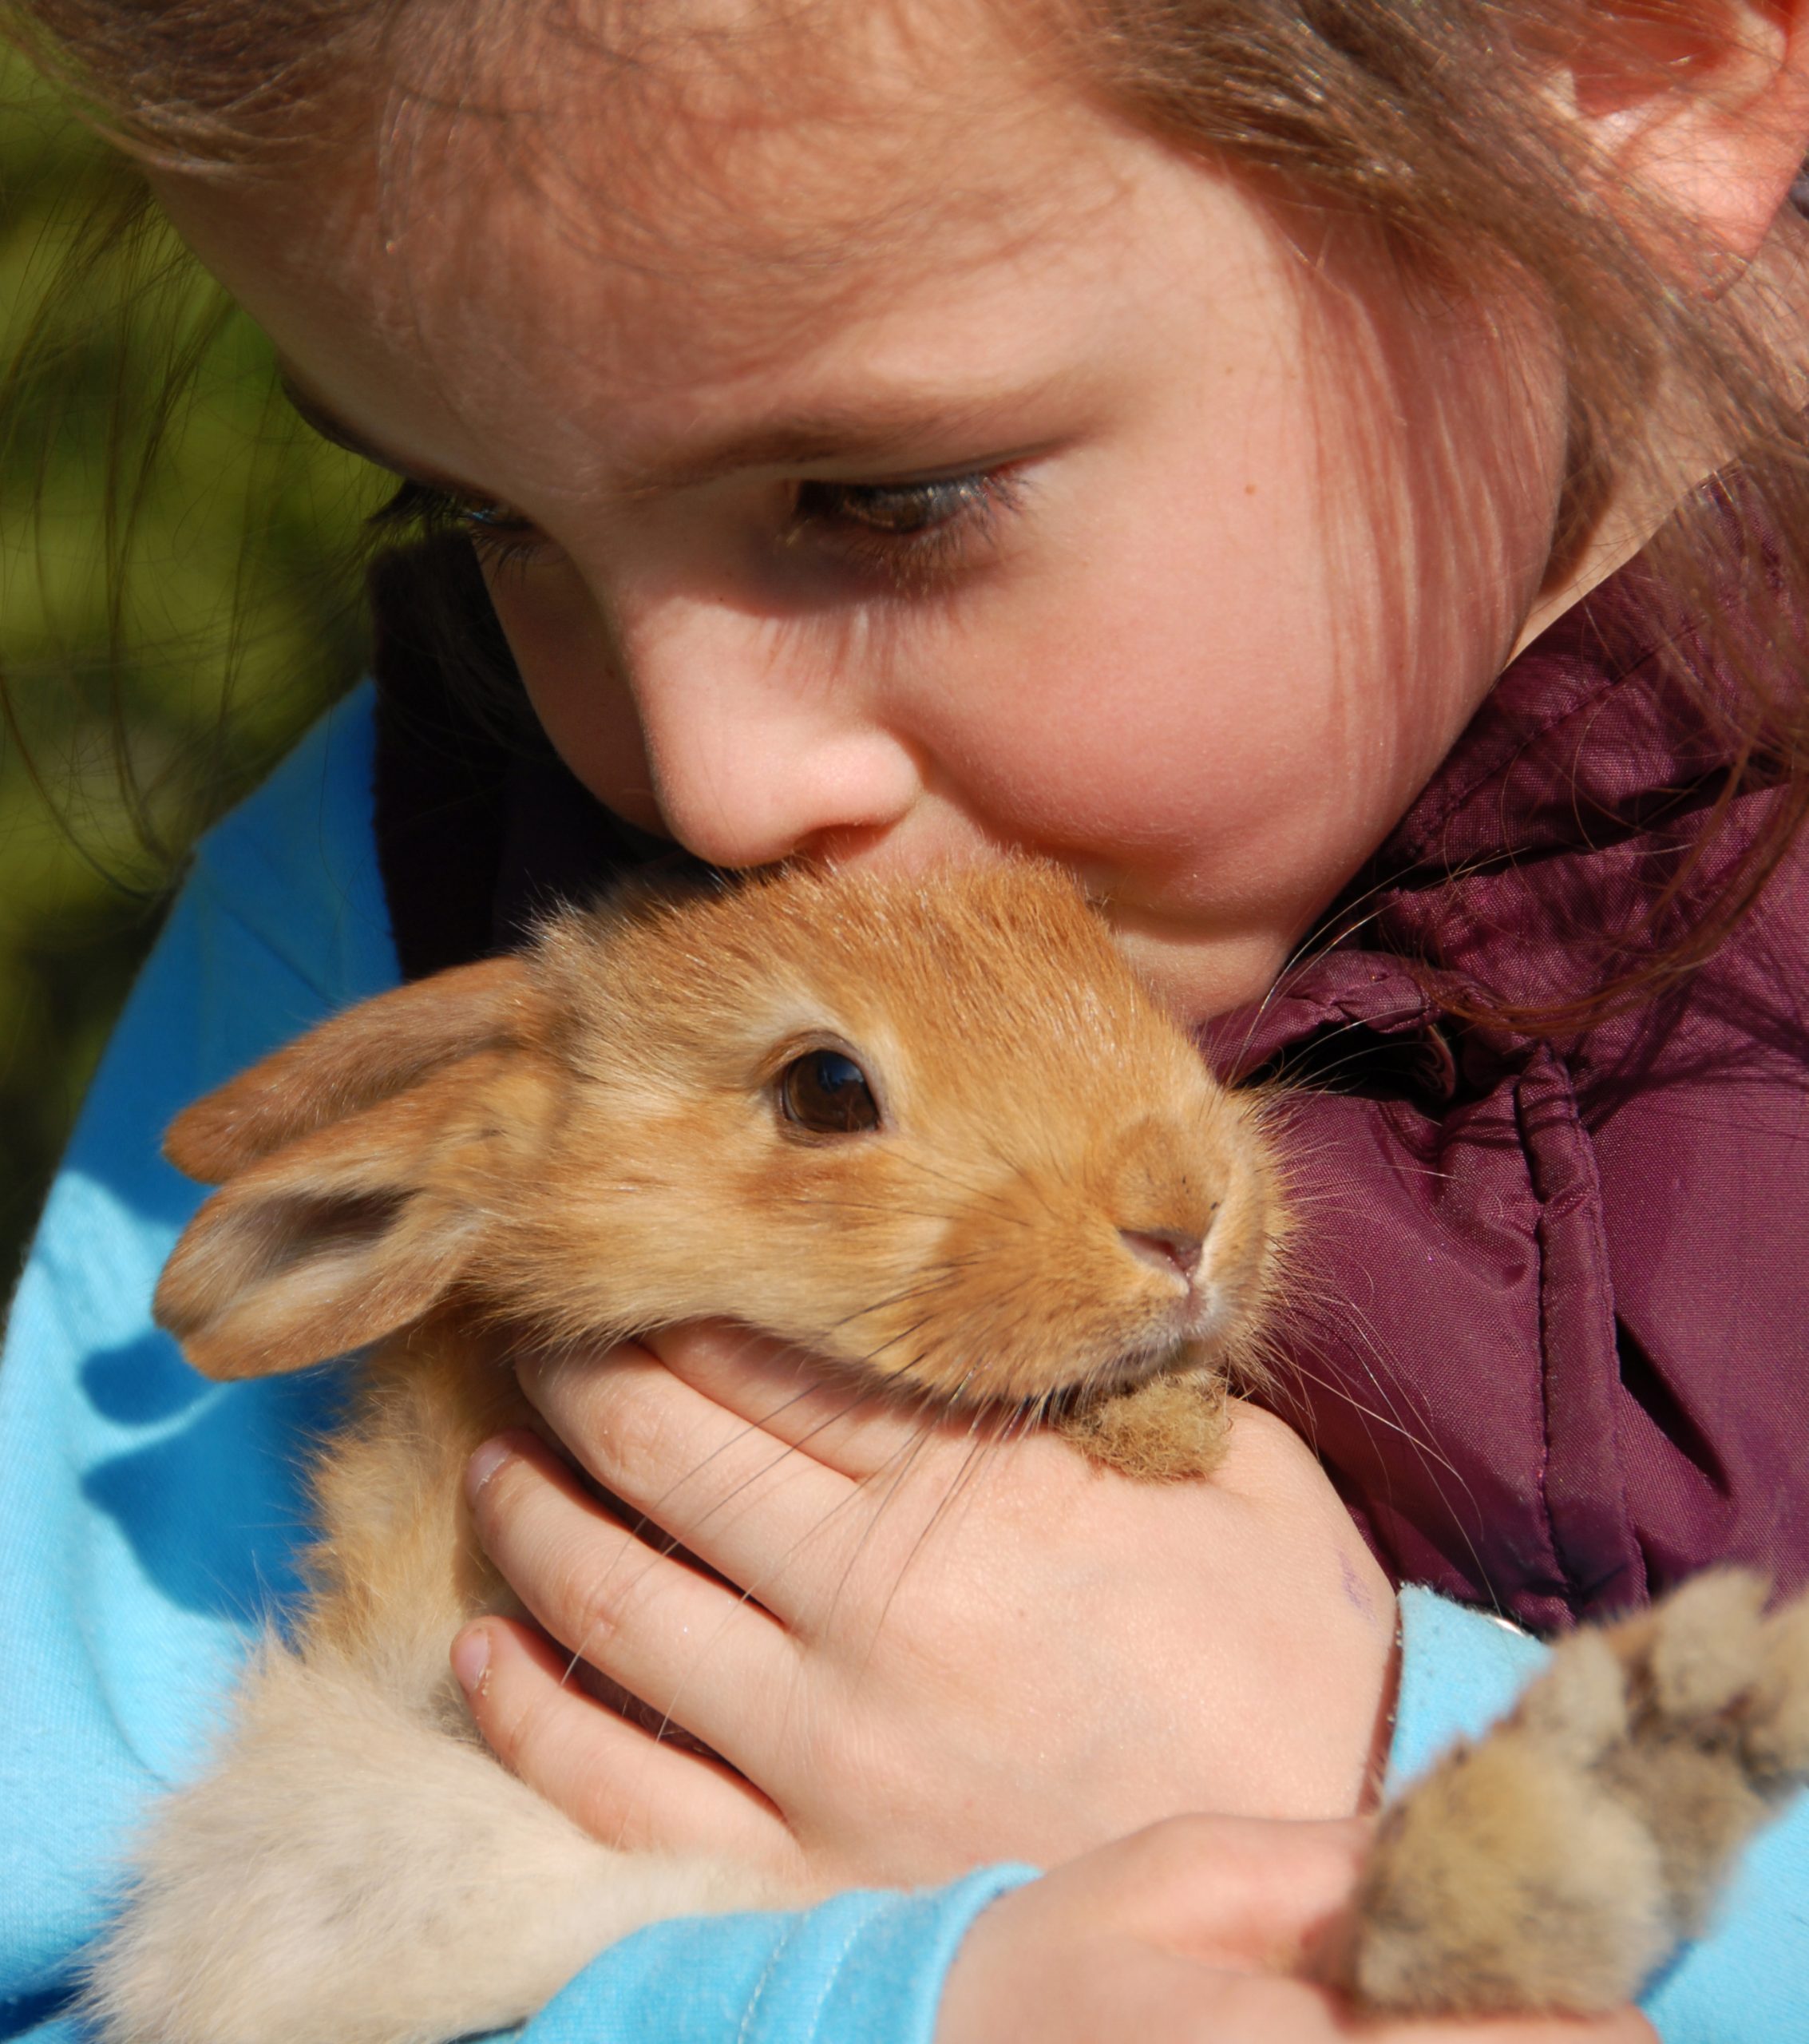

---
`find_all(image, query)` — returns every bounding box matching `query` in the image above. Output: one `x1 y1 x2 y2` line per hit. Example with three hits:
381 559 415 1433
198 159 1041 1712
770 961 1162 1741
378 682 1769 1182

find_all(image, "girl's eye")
789 469 1022 585
366 477 551 572
362 465 1024 588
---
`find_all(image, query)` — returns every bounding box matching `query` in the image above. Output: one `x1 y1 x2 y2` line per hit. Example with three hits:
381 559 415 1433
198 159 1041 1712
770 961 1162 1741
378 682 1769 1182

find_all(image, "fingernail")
465 1435 515 1503
450 1625 491 1699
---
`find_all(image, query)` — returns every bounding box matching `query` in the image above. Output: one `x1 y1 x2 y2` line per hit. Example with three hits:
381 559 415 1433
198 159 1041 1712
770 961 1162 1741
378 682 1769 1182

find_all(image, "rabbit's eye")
777 1050 881 1135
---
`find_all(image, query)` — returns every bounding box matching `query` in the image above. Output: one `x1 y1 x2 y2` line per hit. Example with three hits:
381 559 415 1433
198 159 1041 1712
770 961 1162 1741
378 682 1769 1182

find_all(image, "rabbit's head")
156 862 1282 1412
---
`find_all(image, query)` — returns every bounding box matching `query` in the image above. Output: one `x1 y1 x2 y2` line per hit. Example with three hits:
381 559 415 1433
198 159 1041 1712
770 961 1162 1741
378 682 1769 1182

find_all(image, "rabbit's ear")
165 954 547 1184
155 1046 558 1381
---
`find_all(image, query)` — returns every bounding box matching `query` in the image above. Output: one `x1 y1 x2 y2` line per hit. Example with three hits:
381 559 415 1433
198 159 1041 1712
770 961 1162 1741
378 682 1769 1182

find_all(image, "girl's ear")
156 954 564 1380
165 953 548 1183
1554 0 1809 273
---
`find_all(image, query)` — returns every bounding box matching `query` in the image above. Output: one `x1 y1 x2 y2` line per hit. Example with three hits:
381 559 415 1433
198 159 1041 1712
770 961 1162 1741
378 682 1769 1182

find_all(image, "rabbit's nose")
1119 1228 1204 1285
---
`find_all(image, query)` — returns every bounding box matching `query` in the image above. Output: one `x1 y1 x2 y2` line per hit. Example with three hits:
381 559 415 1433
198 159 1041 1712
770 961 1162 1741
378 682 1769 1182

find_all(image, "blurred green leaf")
1 49 386 1295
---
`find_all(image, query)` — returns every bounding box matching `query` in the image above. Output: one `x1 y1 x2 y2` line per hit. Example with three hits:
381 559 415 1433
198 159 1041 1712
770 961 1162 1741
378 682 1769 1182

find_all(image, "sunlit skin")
146 0 1809 2031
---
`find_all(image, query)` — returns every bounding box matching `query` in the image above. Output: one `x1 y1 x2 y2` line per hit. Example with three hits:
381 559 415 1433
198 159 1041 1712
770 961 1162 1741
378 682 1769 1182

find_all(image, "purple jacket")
1209 553 1809 1628
369 532 1809 1633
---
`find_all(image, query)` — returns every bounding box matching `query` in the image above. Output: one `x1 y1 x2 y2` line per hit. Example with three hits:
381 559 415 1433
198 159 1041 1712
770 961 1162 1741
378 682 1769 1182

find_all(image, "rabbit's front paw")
1337 1570 1809 2017
1055 1367 1229 1480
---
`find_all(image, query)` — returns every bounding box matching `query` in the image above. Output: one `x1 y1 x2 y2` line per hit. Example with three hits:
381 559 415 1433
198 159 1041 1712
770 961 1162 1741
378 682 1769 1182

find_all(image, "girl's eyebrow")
615 388 1065 493
279 366 1070 497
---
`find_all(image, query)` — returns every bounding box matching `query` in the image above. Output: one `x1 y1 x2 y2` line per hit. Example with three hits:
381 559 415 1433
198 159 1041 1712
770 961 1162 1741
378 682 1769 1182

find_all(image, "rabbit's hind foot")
1336 1569 1809 2018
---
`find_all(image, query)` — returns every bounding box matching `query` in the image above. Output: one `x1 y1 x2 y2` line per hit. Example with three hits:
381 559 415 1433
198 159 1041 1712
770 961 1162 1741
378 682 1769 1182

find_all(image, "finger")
517 1341 865 1597
1091 1815 1372 1972
467 1429 802 1767
629 1321 984 1482
948 1885 1649 2044
452 1615 794 1871
1119 1819 1654 2038
512 1347 994 1650
1351 2007 1653 2042
1198 1974 1649 2042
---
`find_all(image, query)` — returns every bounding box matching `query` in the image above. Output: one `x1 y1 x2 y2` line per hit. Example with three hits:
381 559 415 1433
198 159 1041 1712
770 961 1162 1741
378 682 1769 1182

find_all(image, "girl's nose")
620 600 927 870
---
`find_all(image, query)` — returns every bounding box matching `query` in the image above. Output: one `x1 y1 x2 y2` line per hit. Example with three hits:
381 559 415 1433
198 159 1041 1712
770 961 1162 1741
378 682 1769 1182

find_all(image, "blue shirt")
2 688 1803 2042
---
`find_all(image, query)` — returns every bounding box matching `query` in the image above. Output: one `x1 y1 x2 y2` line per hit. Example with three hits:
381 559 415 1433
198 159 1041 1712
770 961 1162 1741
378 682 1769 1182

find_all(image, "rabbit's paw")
1337 1628 1671 2015
1055 1367 1229 1480
1336 1569 1809 2018
1597 1570 1809 1937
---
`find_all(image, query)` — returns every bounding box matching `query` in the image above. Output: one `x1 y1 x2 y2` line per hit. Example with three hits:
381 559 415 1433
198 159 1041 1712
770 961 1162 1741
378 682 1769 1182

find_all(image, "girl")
2 0 1806 2038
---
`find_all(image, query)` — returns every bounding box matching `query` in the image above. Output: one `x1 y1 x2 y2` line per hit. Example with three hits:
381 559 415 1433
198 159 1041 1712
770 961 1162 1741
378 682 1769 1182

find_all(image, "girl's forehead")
378 0 1084 256
161 0 1139 463
442 1 1097 293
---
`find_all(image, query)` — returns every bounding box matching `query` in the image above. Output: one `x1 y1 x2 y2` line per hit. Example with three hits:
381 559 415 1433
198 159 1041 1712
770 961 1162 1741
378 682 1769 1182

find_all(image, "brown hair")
6 0 1808 1030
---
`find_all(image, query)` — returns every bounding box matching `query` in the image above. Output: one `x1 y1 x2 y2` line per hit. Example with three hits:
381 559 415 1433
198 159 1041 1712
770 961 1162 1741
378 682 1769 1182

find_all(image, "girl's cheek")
485 560 663 835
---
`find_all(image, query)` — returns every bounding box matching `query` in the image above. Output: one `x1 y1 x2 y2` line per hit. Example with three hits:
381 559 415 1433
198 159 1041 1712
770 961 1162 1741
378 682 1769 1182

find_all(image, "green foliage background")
1 53 386 1297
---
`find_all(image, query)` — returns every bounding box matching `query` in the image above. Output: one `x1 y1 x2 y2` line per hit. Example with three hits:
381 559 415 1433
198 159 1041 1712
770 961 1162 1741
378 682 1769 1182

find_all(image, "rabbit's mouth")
1060 1271 1257 1404
1059 1333 1205 1404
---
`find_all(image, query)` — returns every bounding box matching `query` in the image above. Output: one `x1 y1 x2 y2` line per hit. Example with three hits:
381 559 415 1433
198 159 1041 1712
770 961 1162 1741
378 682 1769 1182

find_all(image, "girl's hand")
936 1817 1658 2044
453 1322 1396 1892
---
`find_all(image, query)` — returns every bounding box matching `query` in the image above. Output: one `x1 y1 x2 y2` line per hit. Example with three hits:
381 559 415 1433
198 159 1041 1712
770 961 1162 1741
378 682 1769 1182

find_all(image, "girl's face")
153 9 1570 1017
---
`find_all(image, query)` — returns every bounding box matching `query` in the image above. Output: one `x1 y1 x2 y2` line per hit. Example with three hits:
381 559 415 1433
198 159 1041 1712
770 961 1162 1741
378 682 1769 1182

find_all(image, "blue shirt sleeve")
0 687 399 2031
1391 1586 1809 2043
528 1871 1036 2044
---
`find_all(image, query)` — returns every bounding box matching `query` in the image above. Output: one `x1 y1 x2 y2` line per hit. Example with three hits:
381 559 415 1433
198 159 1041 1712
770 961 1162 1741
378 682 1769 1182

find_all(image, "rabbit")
83 858 1280 2044
81 858 1809 2044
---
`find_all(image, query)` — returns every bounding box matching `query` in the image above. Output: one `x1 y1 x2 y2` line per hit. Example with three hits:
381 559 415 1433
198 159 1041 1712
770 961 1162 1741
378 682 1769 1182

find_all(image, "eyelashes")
786 470 1023 586
366 465 1025 590
366 477 549 575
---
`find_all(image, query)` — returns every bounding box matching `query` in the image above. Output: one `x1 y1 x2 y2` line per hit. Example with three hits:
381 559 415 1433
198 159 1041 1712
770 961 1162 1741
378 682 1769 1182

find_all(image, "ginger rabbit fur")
81 861 1809 2042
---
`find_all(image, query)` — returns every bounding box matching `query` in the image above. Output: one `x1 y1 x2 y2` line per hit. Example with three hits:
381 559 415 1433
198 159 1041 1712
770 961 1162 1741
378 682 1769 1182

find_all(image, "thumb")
1088 1814 1372 1974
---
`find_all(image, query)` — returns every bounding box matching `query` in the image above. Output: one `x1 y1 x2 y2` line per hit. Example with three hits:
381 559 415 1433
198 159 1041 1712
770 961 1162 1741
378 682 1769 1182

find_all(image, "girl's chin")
1099 913 1292 1026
